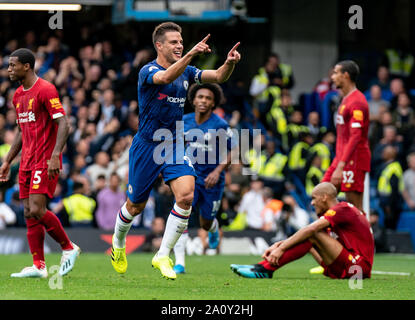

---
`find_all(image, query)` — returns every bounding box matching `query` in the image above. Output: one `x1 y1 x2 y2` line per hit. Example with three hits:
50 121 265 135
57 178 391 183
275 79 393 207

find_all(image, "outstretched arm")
201 42 241 83
263 218 330 265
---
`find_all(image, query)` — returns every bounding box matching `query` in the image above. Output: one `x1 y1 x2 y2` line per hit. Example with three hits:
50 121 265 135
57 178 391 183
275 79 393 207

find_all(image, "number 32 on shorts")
342 170 354 184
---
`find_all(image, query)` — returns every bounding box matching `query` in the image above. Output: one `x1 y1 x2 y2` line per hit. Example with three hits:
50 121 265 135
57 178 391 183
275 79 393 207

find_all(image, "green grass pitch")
1 253 415 300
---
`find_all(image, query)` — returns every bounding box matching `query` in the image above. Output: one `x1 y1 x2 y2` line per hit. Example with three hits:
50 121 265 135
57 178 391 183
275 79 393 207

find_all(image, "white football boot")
59 242 81 276
11 265 48 278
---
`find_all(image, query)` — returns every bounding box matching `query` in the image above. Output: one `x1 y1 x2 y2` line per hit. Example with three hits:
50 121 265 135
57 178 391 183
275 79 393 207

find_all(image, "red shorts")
322 164 366 193
322 247 372 279
19 168 59 199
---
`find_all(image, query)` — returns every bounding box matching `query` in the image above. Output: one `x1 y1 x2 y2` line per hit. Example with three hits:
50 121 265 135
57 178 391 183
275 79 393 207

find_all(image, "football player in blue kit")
173 83 237 274
110 22 241 280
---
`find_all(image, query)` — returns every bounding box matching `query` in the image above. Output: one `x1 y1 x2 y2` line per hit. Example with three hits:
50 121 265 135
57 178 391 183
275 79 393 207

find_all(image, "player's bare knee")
126 200 145 216
176 192 194 208
28 206 45 219
23 207 32 220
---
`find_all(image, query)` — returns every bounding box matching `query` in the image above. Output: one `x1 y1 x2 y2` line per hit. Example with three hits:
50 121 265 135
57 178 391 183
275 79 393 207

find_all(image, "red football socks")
39 210 73 251
259 240 313 271
26 218 46 269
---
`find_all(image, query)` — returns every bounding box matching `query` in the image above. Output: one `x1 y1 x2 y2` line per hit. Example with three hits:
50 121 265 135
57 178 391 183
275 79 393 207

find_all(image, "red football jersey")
12 78 66 171
320 202 374 267
333 89 371 171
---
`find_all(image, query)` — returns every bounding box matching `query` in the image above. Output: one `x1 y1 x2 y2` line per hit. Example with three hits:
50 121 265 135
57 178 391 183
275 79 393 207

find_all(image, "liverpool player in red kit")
230 182 374 279
322 60 371 213
0 48 80 278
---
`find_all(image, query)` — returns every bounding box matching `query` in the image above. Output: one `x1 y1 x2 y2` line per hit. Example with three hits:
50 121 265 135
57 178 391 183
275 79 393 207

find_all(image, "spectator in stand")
306 111 327 141
0 191 16 229
402 153 415 211
309 130 335 172
260 139 290 198
37 35 69 72
97 89 116 133
382 43 414 84
287 110 309 148
260 187 283 232
313 67 336 101
368 65 391 92
275 194 310 239
141 217 165 253
369 110 394 150
237 179 265 230
288 132 315 184
280 90 295 118
392 92 415 137
0 128 15 161
56 181 96 227
371 125 404 175
9 191 24 227
389 78 406 111
96 173 126 231
86 151 115 188
368 84 391 121
377 145 404 230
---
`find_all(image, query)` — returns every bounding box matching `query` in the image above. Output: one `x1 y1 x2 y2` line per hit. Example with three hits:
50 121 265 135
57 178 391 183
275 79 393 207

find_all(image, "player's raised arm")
0 127 22 182
152 34 211 85
201 42 241 84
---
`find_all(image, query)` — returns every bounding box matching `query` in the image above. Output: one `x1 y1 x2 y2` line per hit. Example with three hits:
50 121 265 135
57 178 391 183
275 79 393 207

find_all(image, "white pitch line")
372 270 411 276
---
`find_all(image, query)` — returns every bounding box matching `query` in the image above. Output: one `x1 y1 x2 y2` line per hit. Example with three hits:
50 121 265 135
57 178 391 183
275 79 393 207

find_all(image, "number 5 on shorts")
33 170 42 188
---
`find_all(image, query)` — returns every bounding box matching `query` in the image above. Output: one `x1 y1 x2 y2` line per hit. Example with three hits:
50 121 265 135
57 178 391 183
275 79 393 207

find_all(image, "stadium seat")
397 211 415 249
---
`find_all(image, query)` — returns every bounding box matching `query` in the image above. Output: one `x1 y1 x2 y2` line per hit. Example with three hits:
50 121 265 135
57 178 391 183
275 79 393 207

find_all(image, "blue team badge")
183 80 189 90
128 184 133 194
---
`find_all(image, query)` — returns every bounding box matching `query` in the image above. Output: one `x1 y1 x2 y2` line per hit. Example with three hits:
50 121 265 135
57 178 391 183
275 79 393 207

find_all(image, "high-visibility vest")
63 194 96 223
264 86 288 150
252 67 272 103
305 166 324 196
288 141 309 170
279 63 293 87
244 148 266 174
385 49 414 77
259 152 288 181
287 124 309 140
309 143 331 171
377 161 404 196
244 149 287 181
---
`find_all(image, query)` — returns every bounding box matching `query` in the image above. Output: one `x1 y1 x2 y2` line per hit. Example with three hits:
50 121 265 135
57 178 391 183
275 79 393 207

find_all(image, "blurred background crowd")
0 0 415 254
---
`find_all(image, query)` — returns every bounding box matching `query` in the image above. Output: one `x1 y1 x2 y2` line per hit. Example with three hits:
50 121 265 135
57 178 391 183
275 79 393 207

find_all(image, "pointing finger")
230 42 240 53
201 34 211 43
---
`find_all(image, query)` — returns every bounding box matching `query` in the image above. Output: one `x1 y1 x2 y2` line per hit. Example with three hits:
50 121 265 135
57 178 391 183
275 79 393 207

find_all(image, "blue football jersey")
136 60 203 142
183 112 236 181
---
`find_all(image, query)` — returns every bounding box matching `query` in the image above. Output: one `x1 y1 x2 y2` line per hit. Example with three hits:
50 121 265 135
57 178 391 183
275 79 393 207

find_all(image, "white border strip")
0 4 82 11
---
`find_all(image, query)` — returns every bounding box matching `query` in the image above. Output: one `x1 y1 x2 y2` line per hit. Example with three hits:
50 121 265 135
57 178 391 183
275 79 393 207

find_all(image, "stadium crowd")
0 29 415 250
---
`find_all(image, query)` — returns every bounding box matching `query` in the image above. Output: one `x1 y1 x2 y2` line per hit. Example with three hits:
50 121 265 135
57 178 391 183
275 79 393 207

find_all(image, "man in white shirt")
238 179 265 230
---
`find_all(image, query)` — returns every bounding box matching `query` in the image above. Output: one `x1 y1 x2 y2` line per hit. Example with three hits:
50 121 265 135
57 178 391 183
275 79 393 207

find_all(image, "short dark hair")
336 60 360 83
10 48 35 69
152 22 182 48
73 181 84 192
187 83 225 108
